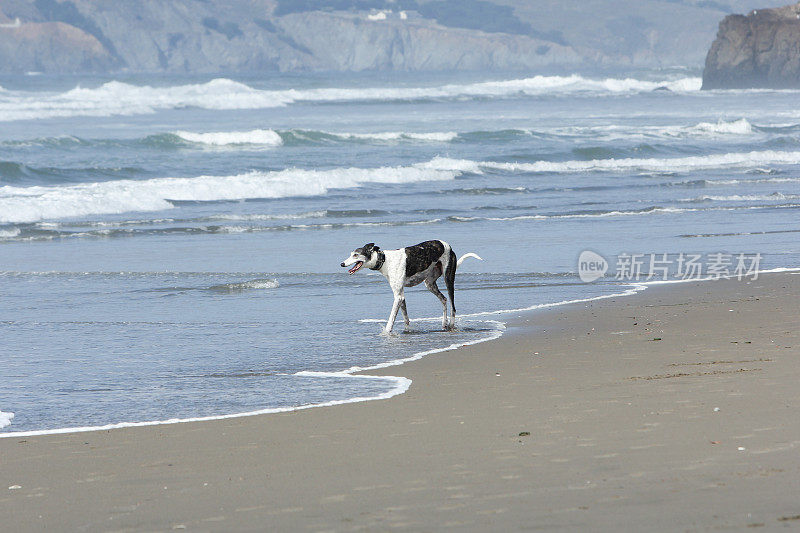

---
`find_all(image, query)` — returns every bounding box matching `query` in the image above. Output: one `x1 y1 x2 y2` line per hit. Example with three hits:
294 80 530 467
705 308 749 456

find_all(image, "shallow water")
1 70 799 434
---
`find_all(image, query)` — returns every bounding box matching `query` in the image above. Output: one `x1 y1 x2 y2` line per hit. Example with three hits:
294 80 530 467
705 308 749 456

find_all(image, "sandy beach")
2 272 799 531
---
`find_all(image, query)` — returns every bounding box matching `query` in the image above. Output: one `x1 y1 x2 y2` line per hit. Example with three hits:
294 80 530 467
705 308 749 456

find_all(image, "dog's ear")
362 243 376 255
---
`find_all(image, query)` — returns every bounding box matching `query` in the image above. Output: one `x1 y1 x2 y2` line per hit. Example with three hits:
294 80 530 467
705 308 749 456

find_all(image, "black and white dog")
341 240 481 333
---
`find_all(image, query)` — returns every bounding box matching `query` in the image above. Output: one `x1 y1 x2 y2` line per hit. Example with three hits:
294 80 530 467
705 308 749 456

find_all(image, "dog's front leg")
384 290 404 333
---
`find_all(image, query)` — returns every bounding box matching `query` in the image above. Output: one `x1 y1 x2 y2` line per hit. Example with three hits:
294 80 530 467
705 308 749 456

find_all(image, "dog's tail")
457 252 482 267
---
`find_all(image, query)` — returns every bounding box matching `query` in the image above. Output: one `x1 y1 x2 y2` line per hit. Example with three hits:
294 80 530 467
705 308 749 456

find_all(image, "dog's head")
341 242 380 274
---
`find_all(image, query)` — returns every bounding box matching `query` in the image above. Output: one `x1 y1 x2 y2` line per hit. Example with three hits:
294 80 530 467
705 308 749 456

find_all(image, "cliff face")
0 14 116 73
0 0 589 73
703 3 800 89
64 0 309 73
0 0 767 75
275 12 587 72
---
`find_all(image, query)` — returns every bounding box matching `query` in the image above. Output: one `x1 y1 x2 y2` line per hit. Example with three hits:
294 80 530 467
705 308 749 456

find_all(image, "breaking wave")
174 129 283 146
171 128 458 147
422 150 800 174
0 162 461 224
1 129 461 150
690 118 753 135
287 130 459 144
5 147 800 224
2 119 779 153
0 75 701 121
521 118 757 142
679 193 800 203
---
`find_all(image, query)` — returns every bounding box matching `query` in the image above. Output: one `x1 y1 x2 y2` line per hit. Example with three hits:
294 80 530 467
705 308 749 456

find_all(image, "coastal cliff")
274 11 586 72
703 2 800 89
0 13 117 72
0 0 591 73
0 0 761 74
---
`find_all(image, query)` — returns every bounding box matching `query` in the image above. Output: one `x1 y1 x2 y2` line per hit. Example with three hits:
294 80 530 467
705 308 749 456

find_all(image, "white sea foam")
278 74 701 103
6 120 765 148
0 163 459 224
0 227 21 238
681 193 798 202
690 118 753 135
276 218 443 231
0 79 281 121
174 129 283 146
5 148 800 224
0 78 296 121
424 150 800 174
454 203 800 224
0 75 701 121
238 279 279 290
711 177 800 186
212 279 280 290
331 131 458 142
652 118 754 138
206 211 327 221
441 74 701 96
0 374 411 438
451 206 696 222
0 411 13 429
543 118 756 142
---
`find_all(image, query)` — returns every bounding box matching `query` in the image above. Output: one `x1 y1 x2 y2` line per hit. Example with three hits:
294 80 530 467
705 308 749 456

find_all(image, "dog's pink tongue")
349 261 363 274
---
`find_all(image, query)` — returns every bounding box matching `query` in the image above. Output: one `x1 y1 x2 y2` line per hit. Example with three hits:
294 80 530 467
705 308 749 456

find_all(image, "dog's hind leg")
399 298 410 329
445 249 457 329
425 279 448 330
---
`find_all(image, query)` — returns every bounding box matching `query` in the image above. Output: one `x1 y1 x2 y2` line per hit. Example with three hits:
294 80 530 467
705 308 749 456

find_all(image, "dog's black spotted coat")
355 243 376 256
342 238 482 332
404 240 445 277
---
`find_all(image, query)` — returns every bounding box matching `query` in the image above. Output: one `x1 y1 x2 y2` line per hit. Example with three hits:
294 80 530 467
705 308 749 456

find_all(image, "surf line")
3 269 798 438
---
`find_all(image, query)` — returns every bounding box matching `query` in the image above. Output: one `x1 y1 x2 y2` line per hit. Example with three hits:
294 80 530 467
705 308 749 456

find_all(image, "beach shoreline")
2 272 799 531
0 276 645 440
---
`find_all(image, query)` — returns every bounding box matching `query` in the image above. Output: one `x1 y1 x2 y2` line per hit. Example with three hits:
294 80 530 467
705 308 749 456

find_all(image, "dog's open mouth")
348 261 364 274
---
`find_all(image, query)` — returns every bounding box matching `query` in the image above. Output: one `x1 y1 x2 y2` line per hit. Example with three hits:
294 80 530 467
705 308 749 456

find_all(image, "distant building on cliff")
365 10 420 22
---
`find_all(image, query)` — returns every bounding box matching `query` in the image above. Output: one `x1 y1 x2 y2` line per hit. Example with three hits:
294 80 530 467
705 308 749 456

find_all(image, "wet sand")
2 273 799 531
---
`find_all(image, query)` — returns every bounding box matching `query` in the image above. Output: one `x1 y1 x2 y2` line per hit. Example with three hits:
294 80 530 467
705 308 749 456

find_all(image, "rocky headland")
703 2 800 89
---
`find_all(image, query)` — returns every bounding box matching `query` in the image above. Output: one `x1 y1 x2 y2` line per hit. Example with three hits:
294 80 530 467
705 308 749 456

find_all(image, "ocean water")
1 70 799 435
